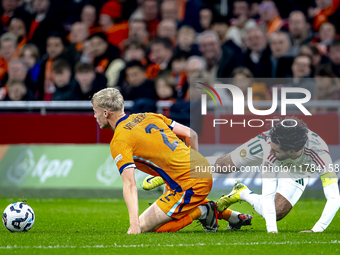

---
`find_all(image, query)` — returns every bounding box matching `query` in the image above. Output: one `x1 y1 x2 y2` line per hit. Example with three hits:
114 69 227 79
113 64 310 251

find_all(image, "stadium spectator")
315 64 340 97
115 42 147 90
79 39 94 64
99 1 129 47
270 32 292 58
308 0 340 31
4 79 36 101
87 32 123 87
170 51 187 95
319 22 336 43
29 32 67 100
19 43 40 69
130 0 159 40
124 42 147 62
292 54 314 79
120 19 149 50
288 11 314 54
243 28 271 77
211 17 229 45
176 55 208 101
313 22 336 54
74 62 107 100
161 0 178 21
250 1 261 19
0 32 17 81
155 70 176 100
0 58 29 97
70 22 89 47
171 52 187 78
174 25 200 57
80 4 100 35
279 54 315 99
157 19 177 43
67 22 89 67
89 32 120 74
51 59 77 100
258 0 283 36
199 8 213 31
198 30 241 78
28 0 60 55
311 64 340 113
8 18 27 58
146 37 173 79
232 67 271 100
7 57 39 95
211 17 244 57
269 31 294 77
0 0 19 32
123 60 158 100
226 0 257 48
299 45 325 69
328 38 340 76
7 58 28 81
187 56 207 81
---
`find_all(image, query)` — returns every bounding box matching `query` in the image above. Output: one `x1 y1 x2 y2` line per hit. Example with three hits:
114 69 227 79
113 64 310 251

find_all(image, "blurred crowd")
0 0 340 116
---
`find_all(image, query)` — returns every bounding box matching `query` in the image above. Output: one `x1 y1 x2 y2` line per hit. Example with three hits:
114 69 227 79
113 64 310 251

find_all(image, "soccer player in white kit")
215 118 340 233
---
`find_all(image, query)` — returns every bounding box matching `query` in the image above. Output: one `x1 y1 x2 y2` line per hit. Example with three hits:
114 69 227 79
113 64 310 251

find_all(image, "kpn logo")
197 82 312 128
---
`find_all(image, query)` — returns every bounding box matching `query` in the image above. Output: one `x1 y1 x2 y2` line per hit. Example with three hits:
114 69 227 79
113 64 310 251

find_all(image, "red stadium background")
0 113 338 145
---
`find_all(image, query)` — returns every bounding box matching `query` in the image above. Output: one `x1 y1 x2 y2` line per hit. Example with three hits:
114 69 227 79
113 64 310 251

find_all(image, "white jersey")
231 129 332 179
230 129 339 233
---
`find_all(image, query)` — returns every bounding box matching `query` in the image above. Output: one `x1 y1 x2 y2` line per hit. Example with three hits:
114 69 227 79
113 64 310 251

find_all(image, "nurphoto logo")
198 82 312 128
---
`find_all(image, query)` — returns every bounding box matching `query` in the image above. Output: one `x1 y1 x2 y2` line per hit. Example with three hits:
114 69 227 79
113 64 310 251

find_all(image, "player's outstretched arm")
303 174 340 233
214 153 240 174
121 167 141 234
172 123 198 151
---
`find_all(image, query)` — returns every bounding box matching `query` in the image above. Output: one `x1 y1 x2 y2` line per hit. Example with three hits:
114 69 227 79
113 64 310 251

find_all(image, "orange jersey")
110 113 210 192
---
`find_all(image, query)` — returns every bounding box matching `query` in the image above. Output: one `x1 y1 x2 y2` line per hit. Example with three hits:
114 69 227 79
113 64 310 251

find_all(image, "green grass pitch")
1 197 340 255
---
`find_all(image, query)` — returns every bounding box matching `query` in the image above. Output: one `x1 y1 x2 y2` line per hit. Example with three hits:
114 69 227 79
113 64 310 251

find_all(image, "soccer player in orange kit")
91 88 252 234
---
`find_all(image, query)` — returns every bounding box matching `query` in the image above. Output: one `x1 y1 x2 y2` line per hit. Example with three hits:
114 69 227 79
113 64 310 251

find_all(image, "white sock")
240 189 264 217
228 210 241 224
198 205 207 219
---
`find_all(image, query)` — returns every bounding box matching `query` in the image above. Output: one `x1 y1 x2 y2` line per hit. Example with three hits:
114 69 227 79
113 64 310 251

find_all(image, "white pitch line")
1 240 340 249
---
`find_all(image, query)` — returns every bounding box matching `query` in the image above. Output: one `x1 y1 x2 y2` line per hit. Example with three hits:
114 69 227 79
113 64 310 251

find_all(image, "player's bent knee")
275 193 292 221
139 202 172 232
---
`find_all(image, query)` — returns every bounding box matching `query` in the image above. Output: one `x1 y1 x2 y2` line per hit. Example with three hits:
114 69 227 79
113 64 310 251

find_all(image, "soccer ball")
2 202 35 232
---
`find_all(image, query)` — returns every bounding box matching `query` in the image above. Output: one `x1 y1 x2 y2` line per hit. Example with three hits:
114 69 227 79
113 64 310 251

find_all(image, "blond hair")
91 88 124 112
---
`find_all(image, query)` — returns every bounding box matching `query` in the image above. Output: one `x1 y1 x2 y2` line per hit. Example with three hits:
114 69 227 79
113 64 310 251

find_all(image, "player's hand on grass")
127 225 141 234
300 230 313 233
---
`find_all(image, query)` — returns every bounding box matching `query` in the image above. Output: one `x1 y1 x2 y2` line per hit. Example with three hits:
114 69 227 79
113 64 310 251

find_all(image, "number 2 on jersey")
145 124 178 151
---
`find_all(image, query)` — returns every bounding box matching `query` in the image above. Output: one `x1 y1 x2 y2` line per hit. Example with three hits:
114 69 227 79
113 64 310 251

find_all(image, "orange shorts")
156 177 212 220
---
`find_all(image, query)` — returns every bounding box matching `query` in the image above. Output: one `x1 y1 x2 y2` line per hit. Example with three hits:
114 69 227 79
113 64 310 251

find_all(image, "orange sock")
188 207 202 221
217 209 232 221
155 214 193 232
155 207 202 233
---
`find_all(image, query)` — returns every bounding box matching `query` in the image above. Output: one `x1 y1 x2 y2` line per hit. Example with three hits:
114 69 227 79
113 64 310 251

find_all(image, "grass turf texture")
0 197 340 255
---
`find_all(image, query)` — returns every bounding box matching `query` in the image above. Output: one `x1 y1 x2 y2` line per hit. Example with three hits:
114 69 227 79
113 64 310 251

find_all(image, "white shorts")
276 177 308 206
